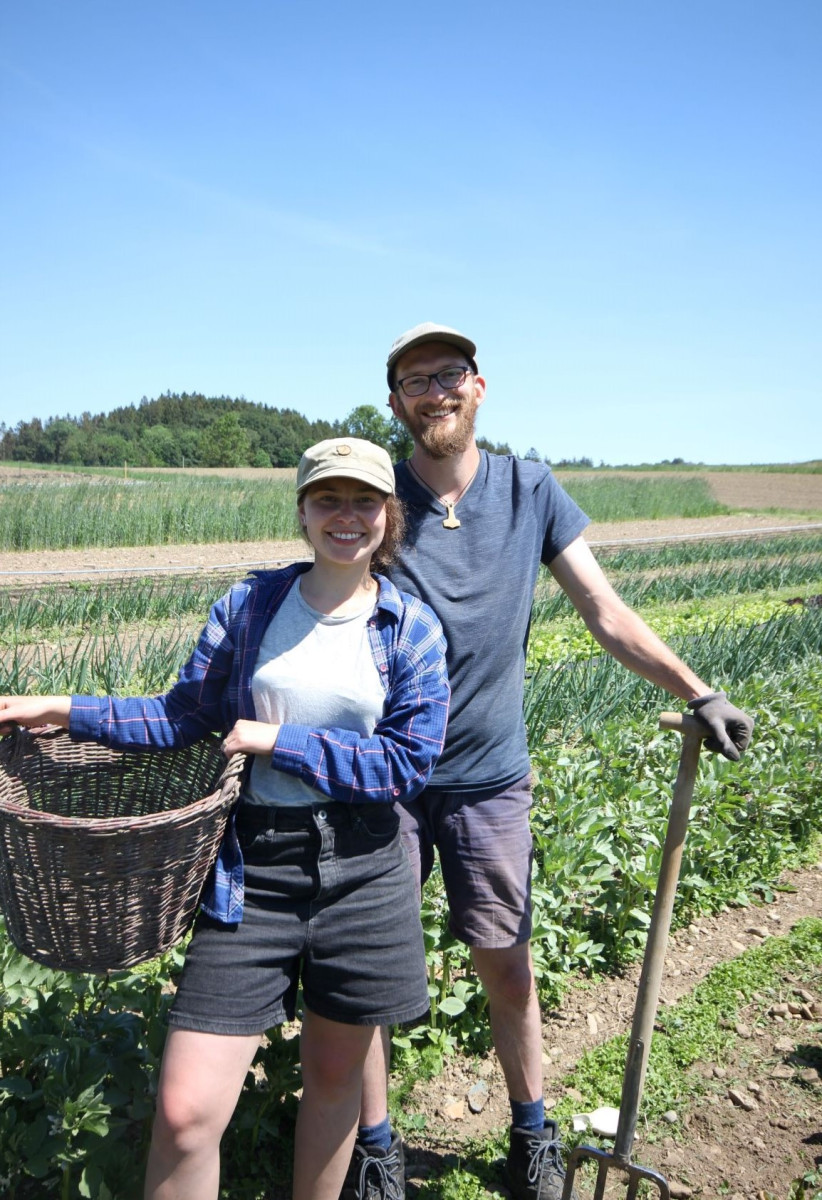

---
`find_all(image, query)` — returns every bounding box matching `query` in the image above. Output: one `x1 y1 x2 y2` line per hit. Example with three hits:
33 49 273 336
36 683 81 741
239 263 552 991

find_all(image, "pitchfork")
561 711 707 1200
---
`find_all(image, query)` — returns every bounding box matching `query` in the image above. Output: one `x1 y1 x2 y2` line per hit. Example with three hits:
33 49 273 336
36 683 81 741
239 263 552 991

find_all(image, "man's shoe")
341 1132 405 1200
504 1121 578 1200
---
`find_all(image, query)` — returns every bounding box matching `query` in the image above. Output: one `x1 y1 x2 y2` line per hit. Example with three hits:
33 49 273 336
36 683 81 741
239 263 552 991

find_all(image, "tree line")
0 393 515 468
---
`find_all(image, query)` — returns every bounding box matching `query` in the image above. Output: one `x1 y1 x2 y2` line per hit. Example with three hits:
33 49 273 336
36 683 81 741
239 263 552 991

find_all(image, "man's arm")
548 536 708 700
548 535 753 758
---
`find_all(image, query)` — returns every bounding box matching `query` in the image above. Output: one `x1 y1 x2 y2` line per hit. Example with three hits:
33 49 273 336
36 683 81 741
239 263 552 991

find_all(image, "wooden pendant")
442 502 461 529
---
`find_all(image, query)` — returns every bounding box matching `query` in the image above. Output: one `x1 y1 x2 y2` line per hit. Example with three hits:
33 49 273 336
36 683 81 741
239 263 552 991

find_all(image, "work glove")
686 692 754 761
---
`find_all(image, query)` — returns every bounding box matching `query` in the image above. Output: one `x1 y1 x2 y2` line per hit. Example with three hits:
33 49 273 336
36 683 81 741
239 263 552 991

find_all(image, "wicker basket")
0 727 243 973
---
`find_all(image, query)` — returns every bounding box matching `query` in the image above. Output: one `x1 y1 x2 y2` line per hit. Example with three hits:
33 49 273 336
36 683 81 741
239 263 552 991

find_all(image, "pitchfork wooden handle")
611 711 707 1162
658 711 708 737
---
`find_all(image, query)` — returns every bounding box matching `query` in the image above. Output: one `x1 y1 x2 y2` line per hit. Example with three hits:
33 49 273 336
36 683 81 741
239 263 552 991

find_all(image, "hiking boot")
341 1132 405 1200
504 1121 579 1200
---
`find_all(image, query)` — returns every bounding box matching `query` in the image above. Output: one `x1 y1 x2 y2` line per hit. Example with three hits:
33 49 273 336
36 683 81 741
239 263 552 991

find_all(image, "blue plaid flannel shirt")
69 563 449 923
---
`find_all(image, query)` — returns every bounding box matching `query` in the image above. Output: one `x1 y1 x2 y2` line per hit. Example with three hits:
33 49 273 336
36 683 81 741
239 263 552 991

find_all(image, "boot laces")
356 1147 404 1200
526 1134 565 1186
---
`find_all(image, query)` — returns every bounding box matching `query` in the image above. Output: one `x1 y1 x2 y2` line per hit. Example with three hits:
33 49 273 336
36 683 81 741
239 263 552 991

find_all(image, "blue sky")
1 1 820 466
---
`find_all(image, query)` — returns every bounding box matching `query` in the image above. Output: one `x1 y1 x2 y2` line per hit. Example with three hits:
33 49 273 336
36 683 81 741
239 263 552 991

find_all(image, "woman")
0 437 449 1200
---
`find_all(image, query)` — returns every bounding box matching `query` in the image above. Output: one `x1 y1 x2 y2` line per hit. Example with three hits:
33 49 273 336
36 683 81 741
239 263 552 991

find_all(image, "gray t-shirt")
390 451 589 791
247 581 385 805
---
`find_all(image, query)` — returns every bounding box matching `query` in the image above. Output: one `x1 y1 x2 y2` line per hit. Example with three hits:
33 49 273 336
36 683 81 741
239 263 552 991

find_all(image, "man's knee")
471 944 536 1009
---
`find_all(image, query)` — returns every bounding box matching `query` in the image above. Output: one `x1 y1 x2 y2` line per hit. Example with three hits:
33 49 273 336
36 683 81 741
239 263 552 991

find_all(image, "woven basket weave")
0 727 243 973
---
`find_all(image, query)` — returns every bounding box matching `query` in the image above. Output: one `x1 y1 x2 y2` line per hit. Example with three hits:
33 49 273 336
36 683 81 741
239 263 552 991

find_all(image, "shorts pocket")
351 804 400 843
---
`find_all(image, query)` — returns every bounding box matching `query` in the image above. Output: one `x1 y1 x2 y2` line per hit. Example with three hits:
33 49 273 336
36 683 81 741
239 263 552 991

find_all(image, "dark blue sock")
357 1116 392 1151
511 1098 545 1132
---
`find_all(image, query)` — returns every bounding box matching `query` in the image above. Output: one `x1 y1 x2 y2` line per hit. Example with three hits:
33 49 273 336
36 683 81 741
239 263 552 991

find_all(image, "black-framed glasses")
395 366 472 397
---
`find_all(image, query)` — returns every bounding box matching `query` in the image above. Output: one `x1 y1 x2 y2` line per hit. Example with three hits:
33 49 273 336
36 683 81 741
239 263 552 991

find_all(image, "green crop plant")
0 578 235 645
0 626 199 696
528 591 811 669
0 476 300 552
558 475 728 522
524 604 822 744
597 531 822 570
0 932 300 1199
531 532 822 623
528 673 821 972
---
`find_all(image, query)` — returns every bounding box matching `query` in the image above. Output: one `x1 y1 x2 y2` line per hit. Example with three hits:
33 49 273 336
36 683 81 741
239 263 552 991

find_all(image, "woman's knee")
300 1015 372 1096
152 1085 225 1155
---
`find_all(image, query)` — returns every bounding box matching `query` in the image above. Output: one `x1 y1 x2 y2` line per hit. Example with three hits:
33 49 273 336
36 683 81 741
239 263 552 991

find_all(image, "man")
344 323 753 1200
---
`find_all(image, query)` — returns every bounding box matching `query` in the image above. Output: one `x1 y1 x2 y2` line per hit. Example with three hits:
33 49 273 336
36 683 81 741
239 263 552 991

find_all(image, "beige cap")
386 322 477 386
297 437 395 497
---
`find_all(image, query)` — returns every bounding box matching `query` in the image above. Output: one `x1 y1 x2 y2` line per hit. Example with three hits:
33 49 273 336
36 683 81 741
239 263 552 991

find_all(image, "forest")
0 393 515 469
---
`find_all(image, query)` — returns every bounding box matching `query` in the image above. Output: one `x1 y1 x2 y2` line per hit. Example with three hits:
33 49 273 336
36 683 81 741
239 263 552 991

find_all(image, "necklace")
407 460 479 529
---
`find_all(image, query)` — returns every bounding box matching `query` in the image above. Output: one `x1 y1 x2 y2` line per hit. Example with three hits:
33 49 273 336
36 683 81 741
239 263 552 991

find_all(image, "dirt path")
3 516 821 587
398 859 822 1198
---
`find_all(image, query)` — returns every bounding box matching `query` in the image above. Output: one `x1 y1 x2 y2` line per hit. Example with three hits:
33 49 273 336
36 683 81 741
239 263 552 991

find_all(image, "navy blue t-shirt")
389 452 589 791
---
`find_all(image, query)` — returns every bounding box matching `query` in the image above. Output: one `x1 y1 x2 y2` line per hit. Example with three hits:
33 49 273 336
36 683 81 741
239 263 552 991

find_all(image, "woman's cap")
386 322 477 387
297 438 395 497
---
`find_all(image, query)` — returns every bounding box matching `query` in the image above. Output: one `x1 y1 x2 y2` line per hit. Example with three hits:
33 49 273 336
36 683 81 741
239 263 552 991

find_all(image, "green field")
0 471 821 1198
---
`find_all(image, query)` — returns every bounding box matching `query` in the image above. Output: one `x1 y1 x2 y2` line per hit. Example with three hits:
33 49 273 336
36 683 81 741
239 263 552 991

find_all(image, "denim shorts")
167 803 430 1034
398 774 533 949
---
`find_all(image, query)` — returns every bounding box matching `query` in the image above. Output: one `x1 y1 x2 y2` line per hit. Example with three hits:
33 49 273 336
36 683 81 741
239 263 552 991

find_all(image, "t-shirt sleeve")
538 470 590 566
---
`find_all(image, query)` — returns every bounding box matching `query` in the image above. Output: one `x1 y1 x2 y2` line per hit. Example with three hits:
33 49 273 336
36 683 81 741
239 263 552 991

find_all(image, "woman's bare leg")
293 1009 375 1200
144 1028 262 1200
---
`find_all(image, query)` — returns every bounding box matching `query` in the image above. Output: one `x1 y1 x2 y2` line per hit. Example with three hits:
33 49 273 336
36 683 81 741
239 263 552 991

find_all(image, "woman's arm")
0 696 72 736
57 587 243 750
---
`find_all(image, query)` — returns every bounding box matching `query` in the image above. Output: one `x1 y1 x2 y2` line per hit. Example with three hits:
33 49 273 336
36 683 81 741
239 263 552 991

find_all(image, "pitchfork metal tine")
563 1145 673 1199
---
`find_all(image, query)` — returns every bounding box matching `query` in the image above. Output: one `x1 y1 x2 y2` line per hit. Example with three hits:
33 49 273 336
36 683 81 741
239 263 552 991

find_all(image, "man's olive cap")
386 322 477 387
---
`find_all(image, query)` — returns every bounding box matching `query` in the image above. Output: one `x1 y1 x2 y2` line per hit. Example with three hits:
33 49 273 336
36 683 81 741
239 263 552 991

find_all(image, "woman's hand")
221 719 280 758
0 696 72 737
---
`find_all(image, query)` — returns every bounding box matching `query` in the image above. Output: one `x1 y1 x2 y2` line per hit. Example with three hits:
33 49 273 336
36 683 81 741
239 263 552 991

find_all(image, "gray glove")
687 692 754 761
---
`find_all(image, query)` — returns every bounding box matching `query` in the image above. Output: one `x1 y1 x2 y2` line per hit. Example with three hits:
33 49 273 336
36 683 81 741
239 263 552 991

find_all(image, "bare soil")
400 862 822 1200
2 518 820 588
2 465 821 1196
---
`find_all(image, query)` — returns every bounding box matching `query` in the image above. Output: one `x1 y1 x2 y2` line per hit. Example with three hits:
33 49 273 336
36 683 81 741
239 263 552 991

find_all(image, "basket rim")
0 729 244 833
0 778 240 833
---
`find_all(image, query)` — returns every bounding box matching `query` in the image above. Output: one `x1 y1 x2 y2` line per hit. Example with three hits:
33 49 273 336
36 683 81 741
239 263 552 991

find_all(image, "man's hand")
687 692 754 761
221 720 280 758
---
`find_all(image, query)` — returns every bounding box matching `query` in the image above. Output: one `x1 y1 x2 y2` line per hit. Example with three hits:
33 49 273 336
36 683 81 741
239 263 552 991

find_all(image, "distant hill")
0 393 514 468
0 391 341 469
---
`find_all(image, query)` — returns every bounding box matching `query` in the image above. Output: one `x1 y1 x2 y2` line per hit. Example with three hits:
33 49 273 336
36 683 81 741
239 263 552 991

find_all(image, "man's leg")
469 942 543 1103
144 1028 261 1200
471 942 578 1200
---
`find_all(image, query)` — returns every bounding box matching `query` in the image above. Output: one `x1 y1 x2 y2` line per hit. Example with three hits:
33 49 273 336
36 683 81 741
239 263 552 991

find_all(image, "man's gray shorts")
398 773 533 949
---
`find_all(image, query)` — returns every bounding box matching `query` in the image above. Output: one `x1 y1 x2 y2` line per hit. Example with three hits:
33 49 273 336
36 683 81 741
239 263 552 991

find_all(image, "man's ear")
473 374 487 408
387 392 402 418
